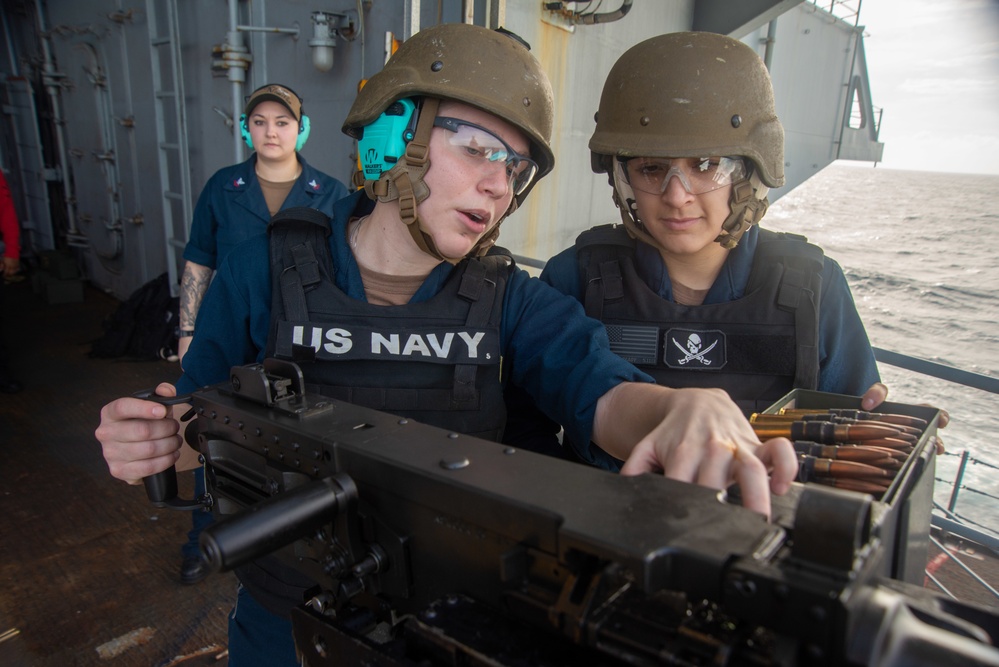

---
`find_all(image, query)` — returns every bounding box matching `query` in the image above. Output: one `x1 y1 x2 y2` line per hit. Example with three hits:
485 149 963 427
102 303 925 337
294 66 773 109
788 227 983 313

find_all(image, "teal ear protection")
240 87 311 152
239 114 252 148
357 97 418 180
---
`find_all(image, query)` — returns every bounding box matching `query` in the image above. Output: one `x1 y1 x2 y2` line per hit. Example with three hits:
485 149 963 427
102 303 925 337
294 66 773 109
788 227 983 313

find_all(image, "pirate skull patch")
664 328 727 369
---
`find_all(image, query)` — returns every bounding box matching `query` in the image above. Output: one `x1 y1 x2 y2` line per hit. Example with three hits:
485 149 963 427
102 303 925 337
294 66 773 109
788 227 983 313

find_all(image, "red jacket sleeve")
0 171 20 259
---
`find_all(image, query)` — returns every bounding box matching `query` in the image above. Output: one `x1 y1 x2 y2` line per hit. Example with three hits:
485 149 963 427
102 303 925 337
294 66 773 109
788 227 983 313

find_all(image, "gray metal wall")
752 3 884 203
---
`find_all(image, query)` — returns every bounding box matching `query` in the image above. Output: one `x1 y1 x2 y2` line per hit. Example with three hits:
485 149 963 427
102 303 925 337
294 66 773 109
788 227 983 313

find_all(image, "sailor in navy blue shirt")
178 83 348 362
178 190 649 452
174 83 348 587
182 152 346 271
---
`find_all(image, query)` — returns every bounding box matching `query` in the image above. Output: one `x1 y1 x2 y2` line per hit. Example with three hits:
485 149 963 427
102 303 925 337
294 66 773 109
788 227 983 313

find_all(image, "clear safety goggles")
433 117 539 196
620 156 747 196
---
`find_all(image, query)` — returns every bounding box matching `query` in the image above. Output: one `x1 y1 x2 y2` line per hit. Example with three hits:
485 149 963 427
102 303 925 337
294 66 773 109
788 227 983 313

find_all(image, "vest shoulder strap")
750 228 824 389
450 254 511 408
753 228 825 274
575 223 635 252
575 225 634 319
457 254 513 320
268 207 335 334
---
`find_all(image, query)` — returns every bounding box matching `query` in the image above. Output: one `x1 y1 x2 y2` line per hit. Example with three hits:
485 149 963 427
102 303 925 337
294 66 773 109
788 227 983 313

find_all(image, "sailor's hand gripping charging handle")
132 389 209 512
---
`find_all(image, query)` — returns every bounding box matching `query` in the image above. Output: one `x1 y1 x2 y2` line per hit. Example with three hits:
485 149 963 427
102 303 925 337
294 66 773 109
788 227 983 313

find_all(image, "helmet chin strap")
611 161 770 252
363 97 515 265
611 159 664 250
714 171 770 249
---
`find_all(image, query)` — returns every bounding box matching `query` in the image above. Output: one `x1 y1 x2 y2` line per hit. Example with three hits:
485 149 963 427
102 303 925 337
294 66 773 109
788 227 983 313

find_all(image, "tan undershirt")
258 175 296 216
357 265 424 305
672 279 710 306
347 220 424 305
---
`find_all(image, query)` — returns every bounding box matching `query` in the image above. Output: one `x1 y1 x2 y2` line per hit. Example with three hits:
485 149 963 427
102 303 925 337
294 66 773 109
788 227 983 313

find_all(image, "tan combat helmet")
589 31 784 250
343 23 555 262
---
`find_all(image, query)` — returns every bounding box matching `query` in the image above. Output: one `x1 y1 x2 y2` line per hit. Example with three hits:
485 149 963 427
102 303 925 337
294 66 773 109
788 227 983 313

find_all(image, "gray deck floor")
0 277 234 666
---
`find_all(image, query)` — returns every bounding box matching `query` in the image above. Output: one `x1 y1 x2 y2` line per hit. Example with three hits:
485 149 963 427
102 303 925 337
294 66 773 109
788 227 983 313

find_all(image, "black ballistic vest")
577 224 823 415
265 207 510 441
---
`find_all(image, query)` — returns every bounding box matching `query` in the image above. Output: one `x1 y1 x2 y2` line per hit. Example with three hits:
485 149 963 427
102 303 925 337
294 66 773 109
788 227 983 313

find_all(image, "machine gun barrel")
200 474 355 573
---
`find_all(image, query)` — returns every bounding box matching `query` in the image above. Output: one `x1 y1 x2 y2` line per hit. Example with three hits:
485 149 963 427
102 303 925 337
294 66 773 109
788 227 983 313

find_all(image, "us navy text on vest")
279 322 496 363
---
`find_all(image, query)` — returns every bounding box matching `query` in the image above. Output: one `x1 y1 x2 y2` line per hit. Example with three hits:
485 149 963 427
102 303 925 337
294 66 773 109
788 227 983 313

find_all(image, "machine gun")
146 360 999 666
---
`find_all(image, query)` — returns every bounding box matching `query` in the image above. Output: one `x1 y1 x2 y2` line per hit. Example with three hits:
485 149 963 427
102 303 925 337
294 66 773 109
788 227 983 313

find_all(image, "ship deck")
1 278 234 666
1 275 997 666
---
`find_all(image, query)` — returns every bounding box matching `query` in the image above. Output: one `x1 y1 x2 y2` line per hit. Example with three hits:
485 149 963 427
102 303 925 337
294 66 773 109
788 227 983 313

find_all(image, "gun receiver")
184 360 999 667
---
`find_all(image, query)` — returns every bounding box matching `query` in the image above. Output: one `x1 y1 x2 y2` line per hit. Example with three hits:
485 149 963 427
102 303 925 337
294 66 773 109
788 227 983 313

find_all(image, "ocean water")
765 165 999 532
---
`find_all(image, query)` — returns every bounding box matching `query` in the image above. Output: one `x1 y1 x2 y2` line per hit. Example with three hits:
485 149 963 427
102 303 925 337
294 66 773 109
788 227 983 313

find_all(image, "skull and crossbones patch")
664 328 727 369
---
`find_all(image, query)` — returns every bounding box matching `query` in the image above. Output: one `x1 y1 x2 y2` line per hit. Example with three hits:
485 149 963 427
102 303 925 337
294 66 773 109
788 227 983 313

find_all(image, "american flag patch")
605 324 659 365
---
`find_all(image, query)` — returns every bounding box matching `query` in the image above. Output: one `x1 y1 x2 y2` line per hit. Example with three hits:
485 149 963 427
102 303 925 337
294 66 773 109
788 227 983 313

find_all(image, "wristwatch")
176 327 195 338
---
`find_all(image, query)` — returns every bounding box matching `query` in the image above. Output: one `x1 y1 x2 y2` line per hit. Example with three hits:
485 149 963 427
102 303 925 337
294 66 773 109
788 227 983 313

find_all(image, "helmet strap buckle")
715 174 770 249
402 97 437 168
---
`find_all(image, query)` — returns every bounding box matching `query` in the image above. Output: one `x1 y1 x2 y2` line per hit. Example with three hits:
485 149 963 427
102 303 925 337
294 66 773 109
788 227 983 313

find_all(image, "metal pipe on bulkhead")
763 19 778 70
34 1 79 238
228 0 247 163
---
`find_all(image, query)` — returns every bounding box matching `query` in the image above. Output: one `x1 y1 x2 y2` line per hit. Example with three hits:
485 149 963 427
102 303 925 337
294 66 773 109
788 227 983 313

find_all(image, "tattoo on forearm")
179 263 213 329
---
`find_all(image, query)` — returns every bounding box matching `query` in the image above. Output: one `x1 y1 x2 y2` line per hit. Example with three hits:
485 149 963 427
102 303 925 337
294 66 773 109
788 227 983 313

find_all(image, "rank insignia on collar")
308 179 319 190
234 177 245 188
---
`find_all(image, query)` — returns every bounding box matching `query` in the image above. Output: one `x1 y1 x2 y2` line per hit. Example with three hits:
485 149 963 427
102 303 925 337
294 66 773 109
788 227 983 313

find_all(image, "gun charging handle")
132 388 209 512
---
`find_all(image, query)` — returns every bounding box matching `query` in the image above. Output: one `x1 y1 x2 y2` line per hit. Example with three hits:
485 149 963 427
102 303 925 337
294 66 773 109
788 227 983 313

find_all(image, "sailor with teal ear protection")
239 83 312 152
179 81 347 352
175 81 347 586
184 82 346 277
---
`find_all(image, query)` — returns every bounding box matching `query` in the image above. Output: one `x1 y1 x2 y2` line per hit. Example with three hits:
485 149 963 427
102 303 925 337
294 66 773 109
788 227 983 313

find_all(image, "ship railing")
927 502 999 603
804 0 862 27
929 449 999 603
873 347 999 396
925 527 999 603
871 346 999 601
850 104 883 138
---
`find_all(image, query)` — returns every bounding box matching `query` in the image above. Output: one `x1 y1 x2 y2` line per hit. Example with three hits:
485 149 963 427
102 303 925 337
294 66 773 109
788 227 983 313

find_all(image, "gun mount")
168 360 999 666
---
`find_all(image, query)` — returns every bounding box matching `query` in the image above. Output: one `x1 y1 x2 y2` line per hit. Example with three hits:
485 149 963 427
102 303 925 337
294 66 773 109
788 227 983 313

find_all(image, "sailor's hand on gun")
595 384 797 521
95 383 194 485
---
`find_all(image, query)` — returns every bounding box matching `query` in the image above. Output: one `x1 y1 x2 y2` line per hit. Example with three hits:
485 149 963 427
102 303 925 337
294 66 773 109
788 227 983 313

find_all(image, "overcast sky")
855 0 999 175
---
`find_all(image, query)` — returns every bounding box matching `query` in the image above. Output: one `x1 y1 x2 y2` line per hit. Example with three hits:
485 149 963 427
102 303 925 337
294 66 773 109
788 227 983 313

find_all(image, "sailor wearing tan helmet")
511 31 885 471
